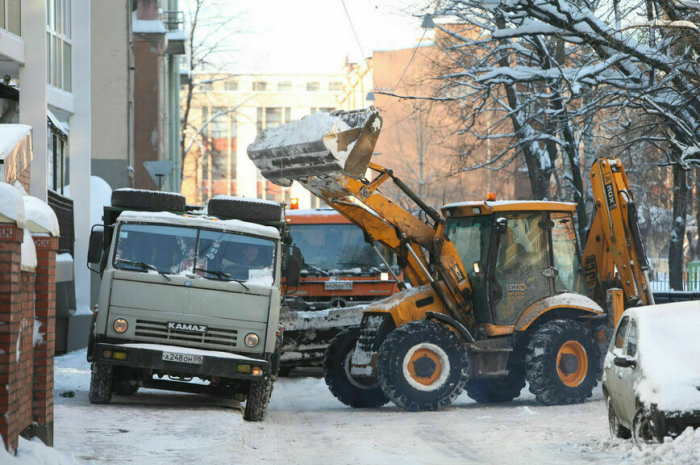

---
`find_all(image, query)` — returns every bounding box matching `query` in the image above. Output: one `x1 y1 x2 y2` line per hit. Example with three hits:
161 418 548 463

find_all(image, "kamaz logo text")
168 322 207 333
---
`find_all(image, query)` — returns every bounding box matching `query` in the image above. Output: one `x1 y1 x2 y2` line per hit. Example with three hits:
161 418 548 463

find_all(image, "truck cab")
86 191 300 421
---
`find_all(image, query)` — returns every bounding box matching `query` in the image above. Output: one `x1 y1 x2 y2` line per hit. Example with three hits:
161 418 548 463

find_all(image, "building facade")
181 72 347 208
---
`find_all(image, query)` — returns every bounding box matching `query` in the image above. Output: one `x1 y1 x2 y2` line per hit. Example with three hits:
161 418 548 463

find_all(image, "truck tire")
377 320 469 412
89 363 114 404
465 366 525 403
323 327 390 408
111 189 186 212
244 376 273 422
208 196 282 222
525 319 600 406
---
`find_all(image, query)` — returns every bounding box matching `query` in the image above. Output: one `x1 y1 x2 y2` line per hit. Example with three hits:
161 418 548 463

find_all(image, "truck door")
490 212 551 326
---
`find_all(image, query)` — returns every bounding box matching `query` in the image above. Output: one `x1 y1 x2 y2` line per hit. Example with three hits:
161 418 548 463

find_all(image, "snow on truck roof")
625 301 700 412
117 211 280 240
285 208 349 224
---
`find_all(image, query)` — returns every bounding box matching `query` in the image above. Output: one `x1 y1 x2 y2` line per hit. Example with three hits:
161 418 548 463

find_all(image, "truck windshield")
289 224 395 275
114 223 276 285
444 216 492 271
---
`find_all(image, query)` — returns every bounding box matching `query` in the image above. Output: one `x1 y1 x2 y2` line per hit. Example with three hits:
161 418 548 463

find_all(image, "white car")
602 301 700 444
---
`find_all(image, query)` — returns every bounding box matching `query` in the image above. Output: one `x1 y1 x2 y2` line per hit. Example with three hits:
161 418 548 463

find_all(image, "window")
329 81 342 92
614 317 630 351
551 212 584 294
277 81 292 91
253 81 267 91
46 0 72 91
257 107 292 134
209 107 231 138
626 321 638 356
0 0 21 35
306 81 321 92
310 107 336 114
197 81 213 92
224 81 238 91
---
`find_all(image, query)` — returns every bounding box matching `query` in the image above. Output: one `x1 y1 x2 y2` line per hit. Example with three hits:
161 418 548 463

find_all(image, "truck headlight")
244 333 259 348
113 318 128 333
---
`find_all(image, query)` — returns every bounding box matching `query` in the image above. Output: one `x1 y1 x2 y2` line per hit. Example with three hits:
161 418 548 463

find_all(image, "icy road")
53 349 689 465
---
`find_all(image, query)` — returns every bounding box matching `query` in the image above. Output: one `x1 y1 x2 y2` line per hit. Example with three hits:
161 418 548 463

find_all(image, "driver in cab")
221 243 259 279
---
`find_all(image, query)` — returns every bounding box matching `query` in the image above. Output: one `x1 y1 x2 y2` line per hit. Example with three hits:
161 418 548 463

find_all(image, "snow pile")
0 124 31 160
131 11 166 33
0 182 26 228
631 302 700 412
249 111 350 151
21 229 36 272
23 196 60 236
625 427 700 464
282 305 365 331
366 284 431 312
0 435 84 464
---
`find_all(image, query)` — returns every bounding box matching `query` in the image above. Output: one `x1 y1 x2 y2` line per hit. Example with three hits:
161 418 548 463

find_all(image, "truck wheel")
89 363 114 404
323 327 390 408
207 197 282 222
632 407 662 445
376 320 469 412
111 189 186 212
466 366 525 403
608 397 631 439
525 319 600 406
243 376 273 422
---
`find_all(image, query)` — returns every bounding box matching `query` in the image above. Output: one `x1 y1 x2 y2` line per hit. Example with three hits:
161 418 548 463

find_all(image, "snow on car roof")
117 211 280 240
627 301 700 412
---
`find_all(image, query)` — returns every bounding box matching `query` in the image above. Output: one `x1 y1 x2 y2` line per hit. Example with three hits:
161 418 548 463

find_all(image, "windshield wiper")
116 259 171 280
193 268 249 290
302 264 329 276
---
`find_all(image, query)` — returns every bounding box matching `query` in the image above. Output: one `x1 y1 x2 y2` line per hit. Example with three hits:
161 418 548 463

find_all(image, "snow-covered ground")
47 349 698 464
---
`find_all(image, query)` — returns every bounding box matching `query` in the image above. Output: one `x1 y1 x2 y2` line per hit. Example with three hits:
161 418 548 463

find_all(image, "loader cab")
442 201 585 328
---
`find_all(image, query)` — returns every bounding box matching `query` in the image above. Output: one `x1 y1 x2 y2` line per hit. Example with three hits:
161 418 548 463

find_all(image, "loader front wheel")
525 319 599 406
466 366 525 403
324 327 390 408
377 320 469 412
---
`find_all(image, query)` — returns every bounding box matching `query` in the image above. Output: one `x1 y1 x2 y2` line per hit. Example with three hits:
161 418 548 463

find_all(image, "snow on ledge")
132 11 166 33
121 343 259 361
0 182 26 228
23 196 60 236
0 124 31 161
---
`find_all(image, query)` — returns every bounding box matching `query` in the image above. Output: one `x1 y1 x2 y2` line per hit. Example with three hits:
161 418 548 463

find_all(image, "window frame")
612 316 630 353
46 0 72 91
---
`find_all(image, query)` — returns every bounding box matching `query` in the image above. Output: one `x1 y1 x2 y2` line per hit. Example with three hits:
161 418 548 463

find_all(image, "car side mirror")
613 356 636 368
87 225 104 265
284 245 302 288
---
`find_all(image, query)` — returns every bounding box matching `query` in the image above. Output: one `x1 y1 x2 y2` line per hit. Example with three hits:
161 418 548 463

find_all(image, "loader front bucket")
247 107 383 187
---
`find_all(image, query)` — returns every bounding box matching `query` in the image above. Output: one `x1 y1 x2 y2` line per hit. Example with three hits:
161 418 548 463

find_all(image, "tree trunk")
669 164 689 290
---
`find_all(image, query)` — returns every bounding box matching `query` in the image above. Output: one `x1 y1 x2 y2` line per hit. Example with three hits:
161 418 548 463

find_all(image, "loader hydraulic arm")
582 158 654 309
248 108 475 327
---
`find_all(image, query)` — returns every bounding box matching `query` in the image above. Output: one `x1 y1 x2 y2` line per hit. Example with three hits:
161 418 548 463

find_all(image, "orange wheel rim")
556 340 588 387
407 348 442 386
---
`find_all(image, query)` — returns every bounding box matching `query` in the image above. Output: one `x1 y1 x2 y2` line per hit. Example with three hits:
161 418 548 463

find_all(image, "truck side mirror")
285 245 302 288
87 225 104 265
495 217 508 234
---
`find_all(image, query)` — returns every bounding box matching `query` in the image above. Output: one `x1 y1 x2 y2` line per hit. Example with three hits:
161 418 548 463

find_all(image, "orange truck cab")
279 208 400 371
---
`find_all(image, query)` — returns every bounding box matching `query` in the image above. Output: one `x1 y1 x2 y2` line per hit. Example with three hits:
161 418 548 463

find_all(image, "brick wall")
0 224 28 453
32 236 58 446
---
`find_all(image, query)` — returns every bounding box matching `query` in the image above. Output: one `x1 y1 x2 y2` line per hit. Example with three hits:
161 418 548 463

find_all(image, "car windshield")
114 223 276 285
289 224 395 275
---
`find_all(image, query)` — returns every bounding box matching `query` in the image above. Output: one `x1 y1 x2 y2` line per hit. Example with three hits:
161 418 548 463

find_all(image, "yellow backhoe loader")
247 107 653 411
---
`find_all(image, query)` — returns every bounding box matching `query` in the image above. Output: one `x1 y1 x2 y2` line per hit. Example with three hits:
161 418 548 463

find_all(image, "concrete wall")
91 0 132 190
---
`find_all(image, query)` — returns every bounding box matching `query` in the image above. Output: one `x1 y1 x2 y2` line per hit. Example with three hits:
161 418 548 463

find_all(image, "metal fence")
48 189 74 256
649 271 700 292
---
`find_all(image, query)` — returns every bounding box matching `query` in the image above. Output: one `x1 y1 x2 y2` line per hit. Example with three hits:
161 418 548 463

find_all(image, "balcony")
163 10 186 55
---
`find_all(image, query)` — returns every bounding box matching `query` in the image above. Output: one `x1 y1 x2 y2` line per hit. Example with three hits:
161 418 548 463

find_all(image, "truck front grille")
134 319 238 350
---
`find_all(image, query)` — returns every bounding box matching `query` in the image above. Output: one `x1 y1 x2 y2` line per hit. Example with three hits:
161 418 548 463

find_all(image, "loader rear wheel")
525 319 599 406
324 327 390 408
111 189 186 212
466 366 525 403
377 320 469 412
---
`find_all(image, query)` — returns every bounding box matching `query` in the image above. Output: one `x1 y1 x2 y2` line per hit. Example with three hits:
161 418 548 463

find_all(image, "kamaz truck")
86 190 301 421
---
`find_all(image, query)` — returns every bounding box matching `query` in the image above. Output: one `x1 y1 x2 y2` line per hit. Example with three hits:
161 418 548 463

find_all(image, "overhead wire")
340 0 379 90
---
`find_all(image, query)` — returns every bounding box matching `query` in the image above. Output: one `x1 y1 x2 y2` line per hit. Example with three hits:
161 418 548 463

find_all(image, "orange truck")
279 208 400 372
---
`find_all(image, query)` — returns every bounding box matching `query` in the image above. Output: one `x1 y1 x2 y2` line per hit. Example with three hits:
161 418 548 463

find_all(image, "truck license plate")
325 281 353 290
162 352 203 365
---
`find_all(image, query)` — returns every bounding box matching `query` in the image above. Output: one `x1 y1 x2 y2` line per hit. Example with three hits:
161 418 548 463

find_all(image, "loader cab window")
491 212 550 325
445 215 492 324
551 212 584 294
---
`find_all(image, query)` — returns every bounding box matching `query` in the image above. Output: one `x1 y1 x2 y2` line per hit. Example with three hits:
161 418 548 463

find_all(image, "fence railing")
649 271 700 292
162 10 184 31
47 189 74 256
